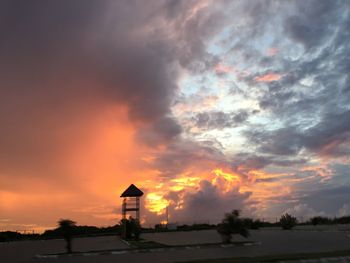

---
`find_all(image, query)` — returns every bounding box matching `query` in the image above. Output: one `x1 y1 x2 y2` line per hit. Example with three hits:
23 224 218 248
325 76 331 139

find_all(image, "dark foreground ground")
1 227 350 263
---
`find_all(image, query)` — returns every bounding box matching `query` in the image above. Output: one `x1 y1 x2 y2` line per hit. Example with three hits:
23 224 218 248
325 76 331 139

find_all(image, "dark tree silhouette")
280 213 297 230
310 216 331 226
58 219 76 253
217 210 250 243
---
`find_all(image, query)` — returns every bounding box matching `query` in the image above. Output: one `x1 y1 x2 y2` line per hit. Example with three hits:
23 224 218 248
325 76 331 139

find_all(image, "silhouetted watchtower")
120 184 144 221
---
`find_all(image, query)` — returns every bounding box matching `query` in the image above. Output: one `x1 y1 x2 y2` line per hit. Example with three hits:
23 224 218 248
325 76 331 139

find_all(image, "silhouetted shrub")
0 231 22 242
336 216 350 224
310 216 332 226
217 210 250 243
176 224 189 231
130 218 141 239
121 217 141 240
242 218 262 229
217 222 232 243
280 213 297 230
42 224 122 239
154 223 166 232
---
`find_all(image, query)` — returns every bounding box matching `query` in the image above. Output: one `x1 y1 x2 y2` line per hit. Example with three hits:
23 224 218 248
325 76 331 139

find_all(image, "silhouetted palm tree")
58 219 76 253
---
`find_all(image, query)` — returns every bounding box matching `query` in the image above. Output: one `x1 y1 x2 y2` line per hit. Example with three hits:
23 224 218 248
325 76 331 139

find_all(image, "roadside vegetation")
217 210 250 243
2 215 350 243
58 219 76 253
121 217 141 240
280 213 298 230
183 250 350 263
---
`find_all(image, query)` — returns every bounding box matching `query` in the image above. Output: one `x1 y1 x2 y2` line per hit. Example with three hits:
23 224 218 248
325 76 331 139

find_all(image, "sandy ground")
1 228 350 263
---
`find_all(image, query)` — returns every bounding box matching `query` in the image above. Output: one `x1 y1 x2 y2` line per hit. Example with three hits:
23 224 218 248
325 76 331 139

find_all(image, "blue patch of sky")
178 75 203 96
206 25 236 56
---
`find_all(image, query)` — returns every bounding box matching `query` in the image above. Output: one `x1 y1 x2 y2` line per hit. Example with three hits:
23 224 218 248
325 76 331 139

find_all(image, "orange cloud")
214 63 235 74
214 63 251 81
139 166 245 221
300 164 333 182
255 72 282 82
211 169 241 192
139 164 302 224
145 192 170 215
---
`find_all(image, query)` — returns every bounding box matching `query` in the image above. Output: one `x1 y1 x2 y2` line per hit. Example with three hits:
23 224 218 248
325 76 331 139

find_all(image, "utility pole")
166 206 169 225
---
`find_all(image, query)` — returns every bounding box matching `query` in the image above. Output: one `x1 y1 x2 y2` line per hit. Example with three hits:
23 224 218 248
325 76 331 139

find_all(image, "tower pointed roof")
120 184 144 197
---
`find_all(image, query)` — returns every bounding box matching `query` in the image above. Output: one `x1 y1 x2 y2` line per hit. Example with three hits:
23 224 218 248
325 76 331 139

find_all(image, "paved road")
281 256 350 262
144 229 350 255
1 229 350 263
0 235 128 263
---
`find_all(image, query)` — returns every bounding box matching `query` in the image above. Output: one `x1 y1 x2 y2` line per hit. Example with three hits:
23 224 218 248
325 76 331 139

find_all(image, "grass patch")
182 250 350 263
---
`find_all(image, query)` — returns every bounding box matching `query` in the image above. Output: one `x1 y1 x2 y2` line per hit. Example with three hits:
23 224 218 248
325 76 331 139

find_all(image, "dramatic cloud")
168 180 252 223
1 0 350 231
192 110 250 130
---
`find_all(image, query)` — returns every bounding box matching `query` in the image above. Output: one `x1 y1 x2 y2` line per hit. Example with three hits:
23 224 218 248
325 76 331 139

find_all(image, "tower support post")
122 198 127 219
136 197 140 221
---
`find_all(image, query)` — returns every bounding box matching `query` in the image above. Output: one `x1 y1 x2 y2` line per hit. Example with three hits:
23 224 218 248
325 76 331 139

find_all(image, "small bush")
280 213 297 230
130 218 141 239
336 216 350 224
242 218 262 229
310 216 332 226
0 231 22 242
121 217 141 240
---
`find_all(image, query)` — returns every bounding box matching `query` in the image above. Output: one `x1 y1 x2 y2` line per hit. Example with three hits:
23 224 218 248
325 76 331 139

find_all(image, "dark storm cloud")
0 0 227 128
244 127 303 156
284 0 344 49
303 110 350 156
192 110 250 130
136 116 182 146
0 0 230 182
150 139 228 178
231 153 307 171
244 109 350 158
0 0 176 122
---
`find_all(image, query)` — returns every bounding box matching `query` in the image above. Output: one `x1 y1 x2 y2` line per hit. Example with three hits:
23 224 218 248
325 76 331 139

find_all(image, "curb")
35 241 261 259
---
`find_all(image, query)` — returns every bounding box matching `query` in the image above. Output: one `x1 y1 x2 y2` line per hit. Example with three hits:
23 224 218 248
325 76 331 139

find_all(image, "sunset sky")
1 0 350 232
